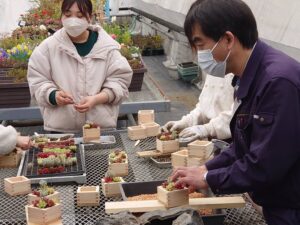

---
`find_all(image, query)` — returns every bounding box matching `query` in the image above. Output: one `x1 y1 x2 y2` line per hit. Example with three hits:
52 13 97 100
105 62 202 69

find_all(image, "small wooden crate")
171 149 188 167
83 127 101 142
187 157 206 167
0 150 22 168
77 186 100 207
26 204 62 224
157 139 180 154
157 186 189 208
28 191 60 205
141 122 160 137
101 178 125 197
108 160 129 177
4 176 31 196
128 125 147 140
188 140 213 159
138 110 155 124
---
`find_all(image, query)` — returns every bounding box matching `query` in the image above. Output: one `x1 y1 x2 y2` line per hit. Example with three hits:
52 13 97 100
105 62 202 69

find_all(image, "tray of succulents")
18 135 86 184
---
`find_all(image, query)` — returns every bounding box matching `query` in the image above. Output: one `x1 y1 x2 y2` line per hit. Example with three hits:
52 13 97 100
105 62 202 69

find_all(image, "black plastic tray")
120 181 226 225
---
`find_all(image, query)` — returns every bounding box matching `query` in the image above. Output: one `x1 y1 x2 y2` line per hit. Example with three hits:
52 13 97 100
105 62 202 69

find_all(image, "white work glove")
161 120 187 132
179 125 209 142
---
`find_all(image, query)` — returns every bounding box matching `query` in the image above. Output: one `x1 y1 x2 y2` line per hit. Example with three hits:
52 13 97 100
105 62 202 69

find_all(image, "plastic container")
177 62 199 82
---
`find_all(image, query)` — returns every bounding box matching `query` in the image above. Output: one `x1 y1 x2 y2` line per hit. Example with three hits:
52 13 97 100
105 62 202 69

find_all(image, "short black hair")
61 0 93 19
184 0 258 49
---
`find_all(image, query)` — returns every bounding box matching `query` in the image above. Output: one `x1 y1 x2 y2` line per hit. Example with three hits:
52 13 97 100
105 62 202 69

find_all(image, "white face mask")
62 17 89 37
198 41 231 78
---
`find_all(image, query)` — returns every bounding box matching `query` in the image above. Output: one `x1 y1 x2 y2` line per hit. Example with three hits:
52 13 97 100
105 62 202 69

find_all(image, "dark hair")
184 0 258 49
61 0 93 19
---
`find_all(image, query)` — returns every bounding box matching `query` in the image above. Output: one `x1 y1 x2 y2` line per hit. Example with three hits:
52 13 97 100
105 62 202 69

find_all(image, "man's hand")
56 91 74 106
16 136 32 150
171 165 209 190
74 96 97 113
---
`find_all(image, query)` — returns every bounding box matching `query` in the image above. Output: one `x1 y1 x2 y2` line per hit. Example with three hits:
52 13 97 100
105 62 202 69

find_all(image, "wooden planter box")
4 176 31 196
188 140 213 160
156 139 180 154
128 125 147 140
101 178 125 197
0 82 30 108
187 157 206 167
83 127 100 143
157 186 189 208
77 186 100 207
129 63 147 92
171 149 188 167
138 110 155 124
141 122 160 137
26 203 62 224
28 191 60 205
0 150 22 168
108 160 129 177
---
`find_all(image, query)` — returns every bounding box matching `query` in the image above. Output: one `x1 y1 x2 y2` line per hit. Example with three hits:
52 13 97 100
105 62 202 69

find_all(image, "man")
172 0 300 224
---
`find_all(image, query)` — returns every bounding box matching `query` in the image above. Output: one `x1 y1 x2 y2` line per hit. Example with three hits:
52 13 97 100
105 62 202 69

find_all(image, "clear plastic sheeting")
0 0 33 35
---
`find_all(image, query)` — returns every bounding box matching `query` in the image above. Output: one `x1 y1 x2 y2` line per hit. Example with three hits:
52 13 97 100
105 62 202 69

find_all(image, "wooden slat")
105 196 245 214
136 150 171 158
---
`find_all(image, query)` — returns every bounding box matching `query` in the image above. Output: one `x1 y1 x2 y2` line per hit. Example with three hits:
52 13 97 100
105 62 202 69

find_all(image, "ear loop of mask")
211 38 231 63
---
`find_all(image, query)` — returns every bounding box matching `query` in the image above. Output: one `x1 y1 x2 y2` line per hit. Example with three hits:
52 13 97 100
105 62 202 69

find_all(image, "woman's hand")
16 136 32 150
74 96 97 113
56 90 74 106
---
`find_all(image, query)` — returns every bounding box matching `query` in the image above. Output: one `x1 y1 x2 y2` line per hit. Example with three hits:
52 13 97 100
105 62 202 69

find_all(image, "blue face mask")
197 41 231 78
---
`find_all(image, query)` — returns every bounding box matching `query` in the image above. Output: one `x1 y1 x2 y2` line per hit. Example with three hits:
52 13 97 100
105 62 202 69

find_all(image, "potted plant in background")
120 44 147 92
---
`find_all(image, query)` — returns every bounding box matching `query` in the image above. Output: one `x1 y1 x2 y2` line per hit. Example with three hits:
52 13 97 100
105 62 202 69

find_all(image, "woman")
27 0 133 133
0 125 31 154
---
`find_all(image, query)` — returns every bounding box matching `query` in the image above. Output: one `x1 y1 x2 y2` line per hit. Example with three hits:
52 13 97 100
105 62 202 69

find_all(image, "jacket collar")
53 25 120 62
236 39 268 100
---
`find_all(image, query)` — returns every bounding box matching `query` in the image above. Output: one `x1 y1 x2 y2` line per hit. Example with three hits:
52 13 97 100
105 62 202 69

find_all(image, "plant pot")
171 149 188 167
157 186 189 208
156 139 180 154
129 61 147 92
0 150 22 168
4 176 31 196
108 160 129 177
141 122 160 137
101 178 125 197
26 203 62 224
127 125 147 141
83 126 101 143
187 140 213 160
0 82 30 108
138 110 155 124
77 186 100 206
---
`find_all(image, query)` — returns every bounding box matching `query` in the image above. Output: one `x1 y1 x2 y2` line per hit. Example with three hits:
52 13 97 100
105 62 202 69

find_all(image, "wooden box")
26 204 62 224
28 191 60 205
83 127 100 142
0 150 22 168
4 176 31 196
77 186 100 207
187 157 206 167
157 186 189 208
138 110 155 124
101 178 125 197
157 139 180 154
141 122 160 137
188 140 213 159
171 149 188 167
128 125 147 140
108 160 129 177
